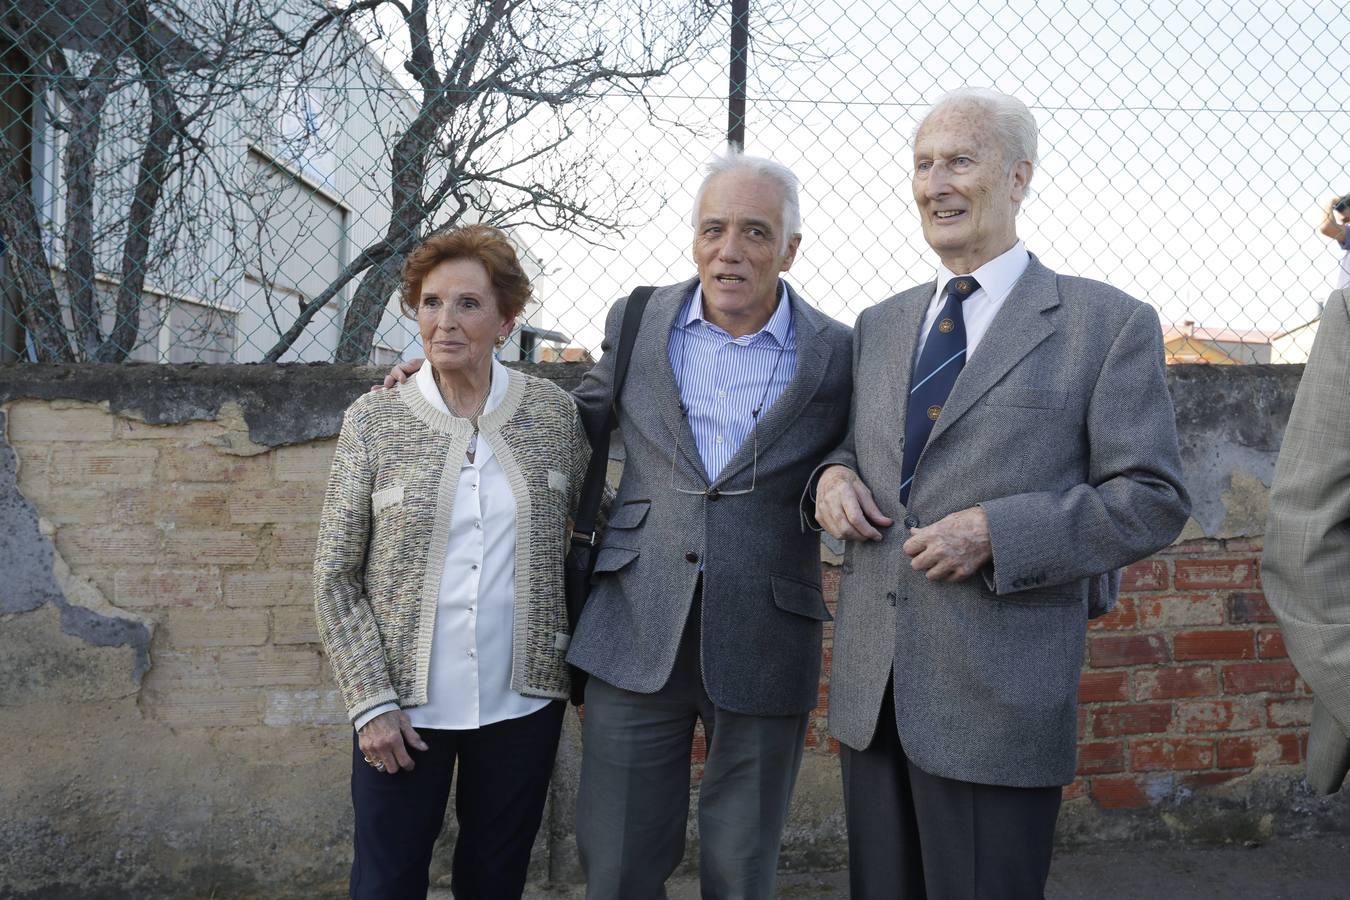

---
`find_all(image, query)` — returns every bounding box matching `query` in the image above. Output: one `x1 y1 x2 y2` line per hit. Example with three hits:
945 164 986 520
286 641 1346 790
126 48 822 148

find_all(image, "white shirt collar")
415 355 510 416
933 240 1030 305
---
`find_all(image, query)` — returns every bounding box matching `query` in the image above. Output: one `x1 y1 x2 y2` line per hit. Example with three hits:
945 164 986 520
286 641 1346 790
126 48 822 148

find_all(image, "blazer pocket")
591 546 639 581
984 588 1082 608
798 401 835 418
985 387 1067 409
607 499 650 530
371 483 404 513
771 574 833 621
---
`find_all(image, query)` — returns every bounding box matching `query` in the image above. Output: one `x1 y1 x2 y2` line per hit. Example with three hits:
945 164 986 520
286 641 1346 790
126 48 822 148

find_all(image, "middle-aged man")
1262 285 1350 796
382 153 852 898
565 153 851 899
810 88 1191 897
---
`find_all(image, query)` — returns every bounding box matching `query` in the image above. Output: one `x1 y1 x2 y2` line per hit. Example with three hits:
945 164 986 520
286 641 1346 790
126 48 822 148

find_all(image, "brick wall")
0 363 1344 895
7 400 344 731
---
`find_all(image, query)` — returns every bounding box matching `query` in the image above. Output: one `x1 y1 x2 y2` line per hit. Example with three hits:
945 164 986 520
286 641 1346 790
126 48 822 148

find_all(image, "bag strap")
572 286 656 541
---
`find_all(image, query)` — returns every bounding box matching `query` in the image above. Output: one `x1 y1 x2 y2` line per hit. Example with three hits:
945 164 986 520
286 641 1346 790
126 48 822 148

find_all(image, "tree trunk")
63 53 117 360
96 0 177 362
0 136 74 362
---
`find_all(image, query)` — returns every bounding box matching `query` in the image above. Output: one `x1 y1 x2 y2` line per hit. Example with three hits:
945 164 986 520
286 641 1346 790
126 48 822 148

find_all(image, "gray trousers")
842 677 1062 900
575 596 809 900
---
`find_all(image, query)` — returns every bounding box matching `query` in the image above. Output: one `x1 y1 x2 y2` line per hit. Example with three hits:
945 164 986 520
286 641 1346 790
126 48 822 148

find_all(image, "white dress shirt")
914 241 1030 367
354 358 548 732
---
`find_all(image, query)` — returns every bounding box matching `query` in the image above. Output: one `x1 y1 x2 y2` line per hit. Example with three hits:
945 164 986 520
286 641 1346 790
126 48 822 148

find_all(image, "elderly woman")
314 224 589 899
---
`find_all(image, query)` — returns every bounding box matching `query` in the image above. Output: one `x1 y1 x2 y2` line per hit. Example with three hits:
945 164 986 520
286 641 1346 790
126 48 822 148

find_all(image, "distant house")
1 2 567 365
1162 321 1274 365
1269 316 1320 364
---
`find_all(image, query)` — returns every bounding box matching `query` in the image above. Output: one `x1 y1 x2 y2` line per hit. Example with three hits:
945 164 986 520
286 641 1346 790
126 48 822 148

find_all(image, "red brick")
1175 700 1233 733
1223 538 1264 554
1222 662 1299 694
1134 666 1218 700
1135 594 1226 629
1077 741 1125 775
1182 771 1245 790
1094 704 1172 737
1279 732 1303 764
1088 596 1138 631
1121 560 1169 592
1175 559 1256 590
1173 699 1262 733
1078 706 1088 739
1079 670 1129 703
1227 592 1275 624
1257 629 1287 659
827 737 840 755
1062 779 1089 801
1266 697 1313 728
1130 738 1215 771
1091 776 1153 809
1090 634 1169 668
1174 629 1256 661
1218 735 1300 769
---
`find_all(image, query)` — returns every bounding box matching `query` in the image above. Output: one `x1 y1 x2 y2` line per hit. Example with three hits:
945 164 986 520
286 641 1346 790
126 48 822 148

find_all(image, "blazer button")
685 551 699 564
903 514 919 528
887 591 897 607
707 488 720 500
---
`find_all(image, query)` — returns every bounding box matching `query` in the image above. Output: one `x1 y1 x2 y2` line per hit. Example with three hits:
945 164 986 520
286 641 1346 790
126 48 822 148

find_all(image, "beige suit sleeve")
1264 289 1350 742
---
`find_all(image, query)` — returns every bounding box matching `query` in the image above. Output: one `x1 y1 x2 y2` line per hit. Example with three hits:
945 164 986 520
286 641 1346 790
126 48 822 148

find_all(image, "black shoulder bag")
564 285 654 704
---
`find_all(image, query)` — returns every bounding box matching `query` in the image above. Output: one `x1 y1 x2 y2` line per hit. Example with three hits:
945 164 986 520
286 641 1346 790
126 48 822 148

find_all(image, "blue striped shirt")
667 281 797 483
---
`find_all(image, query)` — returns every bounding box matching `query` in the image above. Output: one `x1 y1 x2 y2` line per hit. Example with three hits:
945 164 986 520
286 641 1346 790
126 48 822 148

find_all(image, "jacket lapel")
713 283 832 488
924 257 1059 449
885 283 936 461
641 278 710 483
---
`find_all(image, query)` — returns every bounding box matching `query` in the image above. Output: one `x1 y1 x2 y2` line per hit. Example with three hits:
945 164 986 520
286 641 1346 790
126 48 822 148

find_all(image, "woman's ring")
363 756 386 771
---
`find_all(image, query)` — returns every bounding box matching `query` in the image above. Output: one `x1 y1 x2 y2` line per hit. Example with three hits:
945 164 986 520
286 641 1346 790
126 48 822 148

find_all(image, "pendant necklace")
436 367 492 462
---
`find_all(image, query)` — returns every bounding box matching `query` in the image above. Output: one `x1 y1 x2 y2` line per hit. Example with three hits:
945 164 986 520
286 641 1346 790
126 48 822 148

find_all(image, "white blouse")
354 359 549 732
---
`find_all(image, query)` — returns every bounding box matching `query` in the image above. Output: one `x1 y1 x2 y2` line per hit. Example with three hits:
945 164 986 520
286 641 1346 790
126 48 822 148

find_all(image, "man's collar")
684 280 793 344
935 241 1030 300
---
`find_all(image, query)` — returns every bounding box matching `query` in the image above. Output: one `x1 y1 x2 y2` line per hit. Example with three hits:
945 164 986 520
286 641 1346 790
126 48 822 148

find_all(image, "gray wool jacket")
813 257 1190 788
566 278 853 716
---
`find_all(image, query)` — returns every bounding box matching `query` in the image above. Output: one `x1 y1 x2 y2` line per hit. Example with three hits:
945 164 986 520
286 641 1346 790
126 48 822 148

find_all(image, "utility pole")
728 0 748 149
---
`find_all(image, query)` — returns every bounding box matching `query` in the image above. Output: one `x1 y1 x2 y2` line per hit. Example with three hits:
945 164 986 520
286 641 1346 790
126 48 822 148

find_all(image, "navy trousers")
349 701 565 900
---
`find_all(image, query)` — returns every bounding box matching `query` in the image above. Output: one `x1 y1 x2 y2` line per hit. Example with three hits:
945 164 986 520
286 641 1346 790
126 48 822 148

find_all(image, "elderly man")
566 153 851 899
810 88 1190 896
383 152 851 898
1263 286 1350 796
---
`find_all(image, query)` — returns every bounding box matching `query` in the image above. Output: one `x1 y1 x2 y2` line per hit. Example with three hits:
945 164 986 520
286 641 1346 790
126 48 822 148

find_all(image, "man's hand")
815 465 893 541
357 709 428 774
903 506 991 582
372 358 424 392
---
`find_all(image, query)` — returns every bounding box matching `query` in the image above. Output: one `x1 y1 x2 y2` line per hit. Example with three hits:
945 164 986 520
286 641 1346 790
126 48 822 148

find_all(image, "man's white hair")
916 87 1039 170
690 151 802 253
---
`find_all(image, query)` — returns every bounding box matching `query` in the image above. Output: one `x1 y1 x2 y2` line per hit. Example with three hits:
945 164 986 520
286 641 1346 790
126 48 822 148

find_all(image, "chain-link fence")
3 0 1347 366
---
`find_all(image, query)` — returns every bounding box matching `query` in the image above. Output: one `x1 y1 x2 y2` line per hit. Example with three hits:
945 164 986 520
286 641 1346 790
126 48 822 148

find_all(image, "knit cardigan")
313 370 590 724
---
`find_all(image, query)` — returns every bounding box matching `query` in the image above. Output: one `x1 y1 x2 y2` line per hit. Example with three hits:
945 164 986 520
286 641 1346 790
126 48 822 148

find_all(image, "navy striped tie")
900 276 979 506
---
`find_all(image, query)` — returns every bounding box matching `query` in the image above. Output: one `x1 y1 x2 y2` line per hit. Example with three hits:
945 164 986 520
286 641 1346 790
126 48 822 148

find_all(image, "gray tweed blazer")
1264 287 1350 795
813 256 1190 787
567 278 852 716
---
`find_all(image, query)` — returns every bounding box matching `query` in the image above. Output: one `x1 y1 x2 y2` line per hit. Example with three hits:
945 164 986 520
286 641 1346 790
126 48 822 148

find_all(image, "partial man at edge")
1263 285 1350 796
808 88 1191 899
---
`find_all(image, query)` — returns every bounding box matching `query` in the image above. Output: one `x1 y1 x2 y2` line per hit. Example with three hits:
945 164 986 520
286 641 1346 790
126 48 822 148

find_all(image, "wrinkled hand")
903 506 991 582
371 358 424 392
357 709 428 774
814 465 893 541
